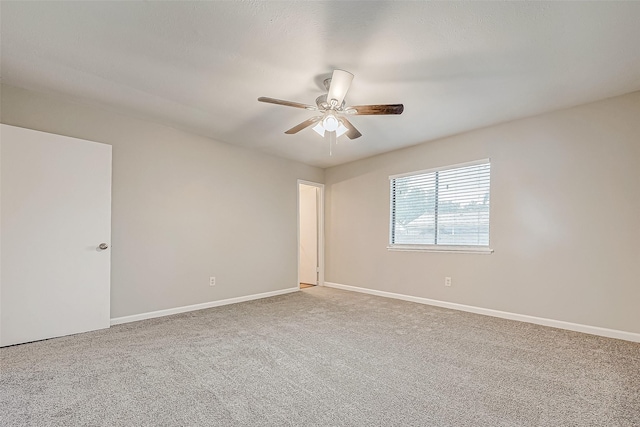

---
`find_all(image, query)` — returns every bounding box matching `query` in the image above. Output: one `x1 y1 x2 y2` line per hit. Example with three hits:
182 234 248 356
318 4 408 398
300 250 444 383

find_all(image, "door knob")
98 243 109 250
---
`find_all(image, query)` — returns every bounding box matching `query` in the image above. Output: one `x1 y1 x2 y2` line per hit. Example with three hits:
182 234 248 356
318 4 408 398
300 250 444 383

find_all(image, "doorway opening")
298 180 324 290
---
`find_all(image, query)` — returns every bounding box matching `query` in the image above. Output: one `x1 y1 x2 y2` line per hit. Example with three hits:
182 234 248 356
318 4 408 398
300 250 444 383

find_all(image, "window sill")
387 245 494 254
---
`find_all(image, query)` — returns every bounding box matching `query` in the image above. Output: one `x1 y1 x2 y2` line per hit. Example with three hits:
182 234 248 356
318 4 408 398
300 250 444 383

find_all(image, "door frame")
297 180 324 289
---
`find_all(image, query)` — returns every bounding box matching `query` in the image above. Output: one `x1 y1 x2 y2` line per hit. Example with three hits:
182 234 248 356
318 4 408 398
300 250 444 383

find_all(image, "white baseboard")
111 287 299 326
324 282 640 343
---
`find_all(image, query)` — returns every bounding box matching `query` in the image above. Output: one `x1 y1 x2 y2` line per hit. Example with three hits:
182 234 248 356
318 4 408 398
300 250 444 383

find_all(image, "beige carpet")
1 286 638 426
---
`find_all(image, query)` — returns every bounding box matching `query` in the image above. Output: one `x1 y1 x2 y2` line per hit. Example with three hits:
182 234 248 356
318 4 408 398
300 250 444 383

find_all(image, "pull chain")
327 131 336 156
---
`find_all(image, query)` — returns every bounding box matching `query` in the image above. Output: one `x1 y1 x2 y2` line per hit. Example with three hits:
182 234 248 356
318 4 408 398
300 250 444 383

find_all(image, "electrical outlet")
209 276 216 287
445 277 452 287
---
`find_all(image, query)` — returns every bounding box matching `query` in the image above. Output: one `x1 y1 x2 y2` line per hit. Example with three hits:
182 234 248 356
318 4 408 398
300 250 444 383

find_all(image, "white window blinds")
390 160 490 247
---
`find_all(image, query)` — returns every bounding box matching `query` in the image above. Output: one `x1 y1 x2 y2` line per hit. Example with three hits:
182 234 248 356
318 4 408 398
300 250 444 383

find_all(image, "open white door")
298 181 324 288
299 185 318 285
1 125 112 347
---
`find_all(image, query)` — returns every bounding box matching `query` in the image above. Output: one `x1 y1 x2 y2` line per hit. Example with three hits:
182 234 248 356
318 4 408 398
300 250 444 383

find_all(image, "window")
389 160 492 253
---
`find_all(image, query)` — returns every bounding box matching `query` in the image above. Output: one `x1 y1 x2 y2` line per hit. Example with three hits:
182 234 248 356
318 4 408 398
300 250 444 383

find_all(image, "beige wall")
325 92 640 334
0 84 324 319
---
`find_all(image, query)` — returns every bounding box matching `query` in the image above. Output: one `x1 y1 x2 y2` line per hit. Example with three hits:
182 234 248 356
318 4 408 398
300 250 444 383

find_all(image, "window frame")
388 159 493 254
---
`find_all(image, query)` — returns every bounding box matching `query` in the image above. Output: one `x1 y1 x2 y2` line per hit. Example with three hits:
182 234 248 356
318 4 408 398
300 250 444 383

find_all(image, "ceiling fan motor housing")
316 94 345 111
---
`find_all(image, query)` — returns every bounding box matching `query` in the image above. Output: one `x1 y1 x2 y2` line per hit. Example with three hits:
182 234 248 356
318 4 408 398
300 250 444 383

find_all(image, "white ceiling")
2 1 640 168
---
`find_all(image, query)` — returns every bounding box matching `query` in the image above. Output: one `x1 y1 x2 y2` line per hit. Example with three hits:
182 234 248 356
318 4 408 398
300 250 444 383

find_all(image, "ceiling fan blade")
340 117 362 139
327 70 354 107
345 104 404 115
258 97 317 110
284 116 322 134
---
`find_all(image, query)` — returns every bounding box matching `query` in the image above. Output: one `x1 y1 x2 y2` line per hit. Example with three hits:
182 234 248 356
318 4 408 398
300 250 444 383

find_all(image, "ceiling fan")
258 70 403 153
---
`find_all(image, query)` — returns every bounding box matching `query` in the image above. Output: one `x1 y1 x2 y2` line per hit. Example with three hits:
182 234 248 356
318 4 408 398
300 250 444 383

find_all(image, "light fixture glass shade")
312 122 325 137
336 123 348 138
312 115 348 138
322 114 339 132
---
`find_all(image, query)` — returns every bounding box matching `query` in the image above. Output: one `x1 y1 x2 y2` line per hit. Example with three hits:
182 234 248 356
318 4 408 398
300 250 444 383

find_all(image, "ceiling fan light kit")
258 69 404 155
